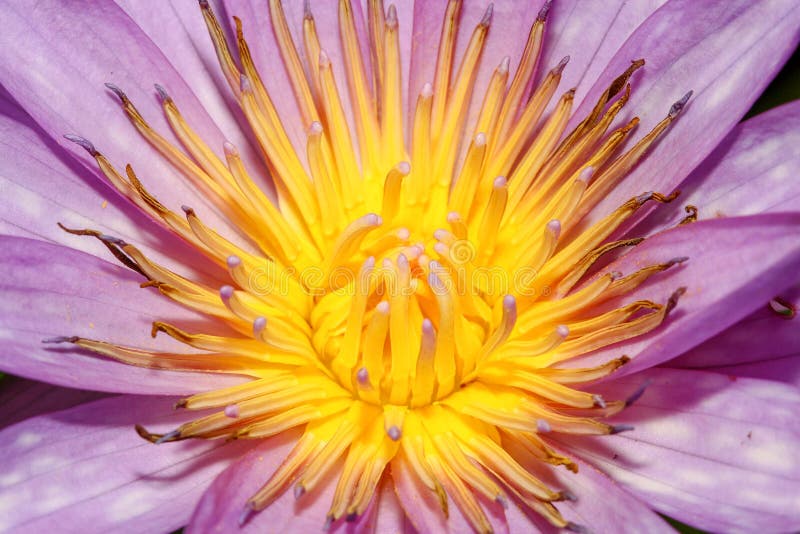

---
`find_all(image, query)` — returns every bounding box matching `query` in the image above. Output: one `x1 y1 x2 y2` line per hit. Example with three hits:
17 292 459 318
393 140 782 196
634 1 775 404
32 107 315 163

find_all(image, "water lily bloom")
2 0 800 532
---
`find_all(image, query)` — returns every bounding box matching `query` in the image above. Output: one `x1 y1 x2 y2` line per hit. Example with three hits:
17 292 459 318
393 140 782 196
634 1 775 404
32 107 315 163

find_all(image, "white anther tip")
226 255 242 269
556 325 569 338
578 166 595 183
397 161 411 174
309 121 324 135
493 176 507 188
475 132 487 146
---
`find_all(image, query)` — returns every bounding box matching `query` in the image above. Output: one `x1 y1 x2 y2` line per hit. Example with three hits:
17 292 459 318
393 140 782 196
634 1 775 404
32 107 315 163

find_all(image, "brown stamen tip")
135 424 162 443
63 134 98 156
618 355 632 366
769 297 796 319
537 0 553 21
42 336 80 344
679 204 699 225
322 515 334 531
104 82 128 104
669 90 693 118
198 0 209 9
173 399 188 409
154 84 172 103
345 512 359 522
303 0 313 20
181 205 196 217
665 287 687 315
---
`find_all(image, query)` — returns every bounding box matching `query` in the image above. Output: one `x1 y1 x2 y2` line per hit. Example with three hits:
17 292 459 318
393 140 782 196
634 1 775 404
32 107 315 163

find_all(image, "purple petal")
669 282 800 386
0 236 245 394
636 99 800 234
0 394 256 532
0 0 243 240
504 451 675 533
536 0 667 105
113 0 270 188
0 377 106 430
0 99 222 280
569 213 800 376
566 367 800 532
575 0 800 229
188 429 405 533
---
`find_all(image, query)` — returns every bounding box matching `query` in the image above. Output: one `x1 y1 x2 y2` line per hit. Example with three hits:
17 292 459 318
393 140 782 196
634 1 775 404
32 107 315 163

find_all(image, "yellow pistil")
58 2 696 532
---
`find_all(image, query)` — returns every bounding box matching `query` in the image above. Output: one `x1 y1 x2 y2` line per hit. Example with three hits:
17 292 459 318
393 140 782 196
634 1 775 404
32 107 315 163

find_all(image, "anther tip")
536 419 552 433
626 378 652 407
356 367 370 386
345 512 359 522
239 73 252 92
553 55 570 75
104 82 125 101
547 219 561 238
323 515 334 531
422 318 434 332
319 50 331 67
669 90 693 118
386 4 398 27
63 134 97 156
556 325 569 338
219 285 234 299
376 301 390 314
226 255 242 269
181 205 194 215
502 294 516 311
309 121 324 135
610 424 635 435
253 316 267 335
578 166 595 184
537 0 553 21
303 0 312 19
154 84 170 102
238 503 256 526
475 132 487 146
665 287 687 315
565 521 590 534
42 336 79 344
421 82 434 98
480 3 494 26
155 429 181 444
559 490 578 502
397 161 411 175
223 141 237 156
387 425 402 441
224 404 240 418
397 227 411 240
294 484 306 500
496 494 509 509
592 394 607 409
498 56 510 74
493 176 507 188
668 256 689 266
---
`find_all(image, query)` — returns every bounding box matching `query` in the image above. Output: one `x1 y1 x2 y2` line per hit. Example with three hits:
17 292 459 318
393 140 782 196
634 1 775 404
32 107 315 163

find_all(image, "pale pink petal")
574 0 800 230
567 367 800 532
669 283 800 380
0 236 245 394
636 99 800 234
567 214 800 377
0 394 256 532
0 377 106 430
0 0 243 240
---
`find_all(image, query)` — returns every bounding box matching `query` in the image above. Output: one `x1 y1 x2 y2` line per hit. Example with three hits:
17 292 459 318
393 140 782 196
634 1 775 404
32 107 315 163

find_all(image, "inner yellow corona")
56 1 692 531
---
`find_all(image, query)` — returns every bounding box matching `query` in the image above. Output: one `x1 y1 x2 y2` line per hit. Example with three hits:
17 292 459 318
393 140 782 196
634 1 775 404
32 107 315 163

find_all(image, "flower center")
54 1 695 531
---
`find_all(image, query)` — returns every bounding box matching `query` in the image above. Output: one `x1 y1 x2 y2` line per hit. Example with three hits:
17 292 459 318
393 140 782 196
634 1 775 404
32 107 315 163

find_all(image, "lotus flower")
1 0 799 532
